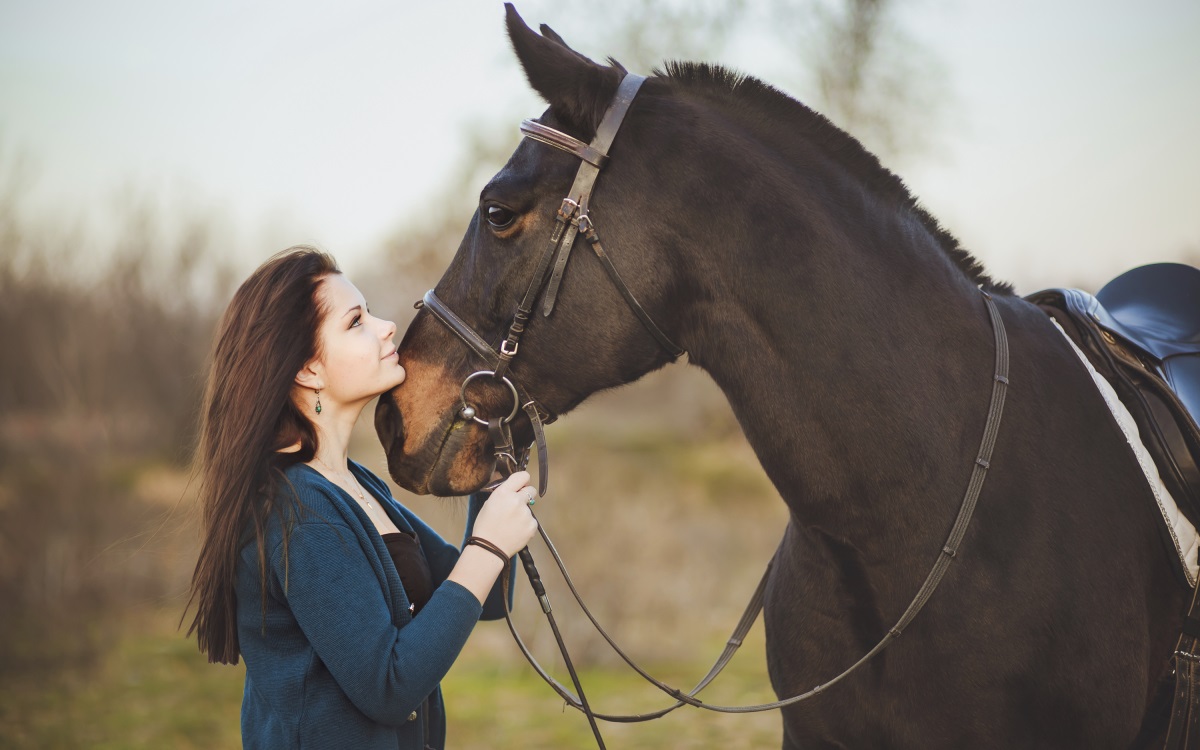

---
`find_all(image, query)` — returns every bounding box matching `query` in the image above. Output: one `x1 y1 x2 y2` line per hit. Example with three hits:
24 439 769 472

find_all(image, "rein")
418 71 1012 748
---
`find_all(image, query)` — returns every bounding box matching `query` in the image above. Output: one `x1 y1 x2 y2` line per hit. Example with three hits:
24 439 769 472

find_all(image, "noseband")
418 72 685 498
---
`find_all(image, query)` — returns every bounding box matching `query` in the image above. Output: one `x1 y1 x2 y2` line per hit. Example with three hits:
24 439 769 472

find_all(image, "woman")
186 247 537 749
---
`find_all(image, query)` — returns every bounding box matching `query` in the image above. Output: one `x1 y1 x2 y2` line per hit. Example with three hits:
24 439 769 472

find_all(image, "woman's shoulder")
239 463 350 561
279 461 333 498
274 462 352 522
281 460 320 485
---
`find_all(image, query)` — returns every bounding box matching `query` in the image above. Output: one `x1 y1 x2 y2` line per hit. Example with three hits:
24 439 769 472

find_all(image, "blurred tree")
0 149 243 681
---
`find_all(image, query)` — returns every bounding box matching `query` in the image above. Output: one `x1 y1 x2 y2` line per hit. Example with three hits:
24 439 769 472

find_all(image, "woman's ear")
294 360 324 391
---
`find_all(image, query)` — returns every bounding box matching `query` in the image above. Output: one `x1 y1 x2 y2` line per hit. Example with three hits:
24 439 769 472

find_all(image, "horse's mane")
656 61 1012 295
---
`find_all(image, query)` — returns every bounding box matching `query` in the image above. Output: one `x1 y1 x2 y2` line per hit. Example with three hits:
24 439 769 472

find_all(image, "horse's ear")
537 23 569 48
504 3 622 137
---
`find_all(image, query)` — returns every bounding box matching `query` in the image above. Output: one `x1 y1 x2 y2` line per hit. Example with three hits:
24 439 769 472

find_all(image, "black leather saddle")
1026 263 1200 527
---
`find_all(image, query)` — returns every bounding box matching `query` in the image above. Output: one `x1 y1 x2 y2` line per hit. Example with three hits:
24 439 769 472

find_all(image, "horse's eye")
485 204 516 230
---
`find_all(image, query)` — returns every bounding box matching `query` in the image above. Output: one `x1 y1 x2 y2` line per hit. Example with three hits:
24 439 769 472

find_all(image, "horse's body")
375 7 1186 746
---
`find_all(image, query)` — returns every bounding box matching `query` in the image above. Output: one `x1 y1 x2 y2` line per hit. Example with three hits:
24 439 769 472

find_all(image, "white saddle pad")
1052 319 1198 587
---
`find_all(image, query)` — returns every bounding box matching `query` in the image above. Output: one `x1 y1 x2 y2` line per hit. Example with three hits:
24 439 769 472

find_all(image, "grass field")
0 607 783 749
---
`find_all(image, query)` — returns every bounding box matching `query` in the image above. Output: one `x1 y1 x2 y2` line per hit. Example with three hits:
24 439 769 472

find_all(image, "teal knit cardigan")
235 460 512 749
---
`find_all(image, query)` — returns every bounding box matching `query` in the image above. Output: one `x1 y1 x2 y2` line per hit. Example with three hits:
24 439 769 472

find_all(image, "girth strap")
1167 582 1200 747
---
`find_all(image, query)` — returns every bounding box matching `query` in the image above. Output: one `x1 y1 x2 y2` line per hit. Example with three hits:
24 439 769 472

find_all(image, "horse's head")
376 6 688 495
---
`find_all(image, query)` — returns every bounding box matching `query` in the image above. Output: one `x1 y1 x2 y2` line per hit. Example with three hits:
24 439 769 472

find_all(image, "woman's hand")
471 471 538 557
447 471 538 605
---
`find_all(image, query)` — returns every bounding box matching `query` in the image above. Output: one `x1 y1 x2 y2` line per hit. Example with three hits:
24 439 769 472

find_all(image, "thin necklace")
314 457 373 508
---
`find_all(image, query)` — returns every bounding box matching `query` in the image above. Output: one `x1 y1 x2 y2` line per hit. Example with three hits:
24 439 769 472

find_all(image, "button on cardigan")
235 460 513 750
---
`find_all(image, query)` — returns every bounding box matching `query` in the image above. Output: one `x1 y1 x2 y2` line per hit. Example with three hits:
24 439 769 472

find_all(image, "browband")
518 73 647 170
520 121 608 168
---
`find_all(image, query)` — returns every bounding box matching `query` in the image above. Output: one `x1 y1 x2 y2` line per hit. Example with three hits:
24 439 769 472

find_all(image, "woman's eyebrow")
343 304 362 318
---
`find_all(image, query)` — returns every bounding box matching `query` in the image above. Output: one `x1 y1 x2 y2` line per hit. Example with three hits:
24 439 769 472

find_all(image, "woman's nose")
382 318 397 341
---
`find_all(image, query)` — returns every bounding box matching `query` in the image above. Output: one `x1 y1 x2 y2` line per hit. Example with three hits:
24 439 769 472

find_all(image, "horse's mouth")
422 417 495 496
375 394 496 497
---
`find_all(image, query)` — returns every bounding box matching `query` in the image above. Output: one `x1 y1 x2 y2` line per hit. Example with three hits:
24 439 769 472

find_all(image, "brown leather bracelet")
466 536 510 565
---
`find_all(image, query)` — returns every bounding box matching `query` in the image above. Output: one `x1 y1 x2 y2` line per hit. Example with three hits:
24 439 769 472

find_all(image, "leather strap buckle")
558 198 580 221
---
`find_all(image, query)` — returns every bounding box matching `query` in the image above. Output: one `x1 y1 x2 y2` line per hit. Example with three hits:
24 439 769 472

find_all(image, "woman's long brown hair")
185 247 339 664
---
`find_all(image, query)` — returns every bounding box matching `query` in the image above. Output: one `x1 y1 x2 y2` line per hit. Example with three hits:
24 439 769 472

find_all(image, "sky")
1 0 1197 292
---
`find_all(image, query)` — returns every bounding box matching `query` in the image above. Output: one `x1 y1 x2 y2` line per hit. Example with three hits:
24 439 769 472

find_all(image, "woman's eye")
350 315 361 328
485 204 516 229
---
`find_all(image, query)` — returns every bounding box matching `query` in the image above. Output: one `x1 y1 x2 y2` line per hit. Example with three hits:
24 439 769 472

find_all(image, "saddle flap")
1167 357 1200 432
1096 263 1200 360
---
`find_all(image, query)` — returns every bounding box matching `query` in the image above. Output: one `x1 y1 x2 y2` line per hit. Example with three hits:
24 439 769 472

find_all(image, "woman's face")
311 273 405 406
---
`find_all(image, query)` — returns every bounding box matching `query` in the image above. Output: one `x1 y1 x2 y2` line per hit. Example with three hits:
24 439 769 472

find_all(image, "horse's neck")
686 221 997 561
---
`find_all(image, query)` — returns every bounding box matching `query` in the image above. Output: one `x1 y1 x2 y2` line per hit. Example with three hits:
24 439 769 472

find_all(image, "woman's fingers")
473 470 538 556
495 471 531 494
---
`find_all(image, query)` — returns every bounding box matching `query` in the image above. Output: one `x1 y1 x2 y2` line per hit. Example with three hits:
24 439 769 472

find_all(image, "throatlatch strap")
583 225 686 360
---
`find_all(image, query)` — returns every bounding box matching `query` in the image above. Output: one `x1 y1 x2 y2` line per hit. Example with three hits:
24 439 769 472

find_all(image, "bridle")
419 73 682 500
416 72 1012 749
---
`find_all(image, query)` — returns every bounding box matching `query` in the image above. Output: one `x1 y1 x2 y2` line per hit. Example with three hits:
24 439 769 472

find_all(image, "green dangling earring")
315 389 322 415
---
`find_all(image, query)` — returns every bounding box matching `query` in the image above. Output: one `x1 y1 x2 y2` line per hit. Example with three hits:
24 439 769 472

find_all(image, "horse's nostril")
373 392 403 453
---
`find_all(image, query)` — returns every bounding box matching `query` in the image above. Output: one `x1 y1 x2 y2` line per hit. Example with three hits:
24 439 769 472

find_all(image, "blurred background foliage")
0 1 1147 747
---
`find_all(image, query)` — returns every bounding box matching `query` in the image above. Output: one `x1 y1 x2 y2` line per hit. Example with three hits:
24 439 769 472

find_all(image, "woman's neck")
311 399 368 469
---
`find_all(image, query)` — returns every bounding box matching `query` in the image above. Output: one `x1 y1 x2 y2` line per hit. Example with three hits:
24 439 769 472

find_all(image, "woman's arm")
447 473 535 614
400 491 523 619
273 473 535 725
275 521 482 726
463 492 518 619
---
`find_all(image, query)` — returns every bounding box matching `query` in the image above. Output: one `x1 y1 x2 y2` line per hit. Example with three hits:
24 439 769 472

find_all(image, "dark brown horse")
375 6 1186 747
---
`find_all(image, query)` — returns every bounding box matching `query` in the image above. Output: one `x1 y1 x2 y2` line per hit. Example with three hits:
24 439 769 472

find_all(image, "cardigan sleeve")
273 519 483 726
351 462 514 618
399 492 517 620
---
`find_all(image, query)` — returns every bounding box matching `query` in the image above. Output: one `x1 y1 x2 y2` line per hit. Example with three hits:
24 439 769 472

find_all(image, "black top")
381 530 434 615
